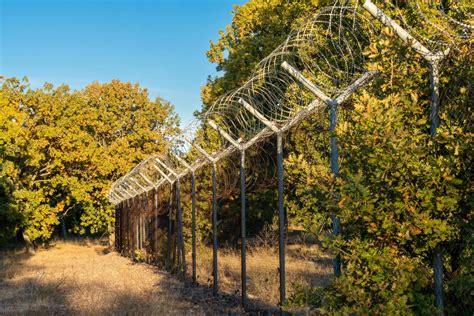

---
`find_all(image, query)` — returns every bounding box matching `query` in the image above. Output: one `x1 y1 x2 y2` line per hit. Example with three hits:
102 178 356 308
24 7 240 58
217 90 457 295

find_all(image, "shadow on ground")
0 244 276 315
0 241 328 315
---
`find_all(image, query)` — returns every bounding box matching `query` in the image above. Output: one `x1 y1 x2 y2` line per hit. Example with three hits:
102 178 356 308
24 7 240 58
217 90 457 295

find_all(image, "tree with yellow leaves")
0 77 178 250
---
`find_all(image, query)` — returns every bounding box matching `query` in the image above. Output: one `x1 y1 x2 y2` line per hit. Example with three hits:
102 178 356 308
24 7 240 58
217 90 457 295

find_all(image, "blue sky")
0 0 246 124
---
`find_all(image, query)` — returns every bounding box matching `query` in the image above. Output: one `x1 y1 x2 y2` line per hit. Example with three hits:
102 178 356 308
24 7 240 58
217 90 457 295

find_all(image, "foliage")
0 176 20 243
285 282 324 309
134 248 149 262
0 77 179 245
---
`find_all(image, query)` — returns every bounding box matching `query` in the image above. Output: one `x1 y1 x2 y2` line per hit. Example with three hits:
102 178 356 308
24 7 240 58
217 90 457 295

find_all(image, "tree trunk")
22 231 35 254
60 217 68 239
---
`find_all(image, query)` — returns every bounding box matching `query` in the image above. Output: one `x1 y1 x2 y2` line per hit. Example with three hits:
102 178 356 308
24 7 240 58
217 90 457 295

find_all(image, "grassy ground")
0 240 242 315
0 238 331 314
193 241 332 311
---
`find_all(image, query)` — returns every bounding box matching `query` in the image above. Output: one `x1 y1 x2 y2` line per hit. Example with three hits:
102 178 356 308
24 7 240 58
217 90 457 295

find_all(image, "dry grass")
0 240 241 315
0 237 332 315
192 241 332 311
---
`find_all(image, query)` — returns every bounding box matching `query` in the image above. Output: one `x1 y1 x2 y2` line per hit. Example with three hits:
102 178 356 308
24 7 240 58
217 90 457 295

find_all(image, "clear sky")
0 0 245 125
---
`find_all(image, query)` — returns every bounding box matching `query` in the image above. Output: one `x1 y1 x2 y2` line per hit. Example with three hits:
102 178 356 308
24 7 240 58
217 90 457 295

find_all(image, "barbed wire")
107 5 377 203
364 0 472 60
107 0 471 205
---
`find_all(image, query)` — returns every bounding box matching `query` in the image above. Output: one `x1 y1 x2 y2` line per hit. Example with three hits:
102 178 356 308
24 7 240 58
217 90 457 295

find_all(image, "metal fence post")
276 132 286 308
145 192 149 252
134 197 138 258
167 183 173 271
280 61 376 279
240 149 247 307
128 199 132 258
139 195 143 250
115 205 119 251
430 60 444 312
362 2 447 311
176 178 186 278
154 158 184 276
175 181 181 274
154 188 158 263
182 138 222 295
141 194 145 250
207 119 248 305
127 199 131 258
137 196 140 251
119 203 122 253
329 102 341 277
212 161 218 296
191 171 197 283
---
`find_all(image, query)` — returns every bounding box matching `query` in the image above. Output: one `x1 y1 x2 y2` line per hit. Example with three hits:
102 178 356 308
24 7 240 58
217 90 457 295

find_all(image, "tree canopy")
0 78 179 246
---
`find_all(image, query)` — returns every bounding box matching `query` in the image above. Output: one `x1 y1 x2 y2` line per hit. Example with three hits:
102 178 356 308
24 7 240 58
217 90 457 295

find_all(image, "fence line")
107 1 470 312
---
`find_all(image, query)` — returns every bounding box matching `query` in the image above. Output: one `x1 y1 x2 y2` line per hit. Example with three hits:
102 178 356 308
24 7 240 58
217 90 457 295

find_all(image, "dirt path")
0 241 242 315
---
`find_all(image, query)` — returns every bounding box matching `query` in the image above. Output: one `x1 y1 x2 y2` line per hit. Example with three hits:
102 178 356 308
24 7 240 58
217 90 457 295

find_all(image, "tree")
0 77 179 246
0 78 67 249
70 80 179 235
